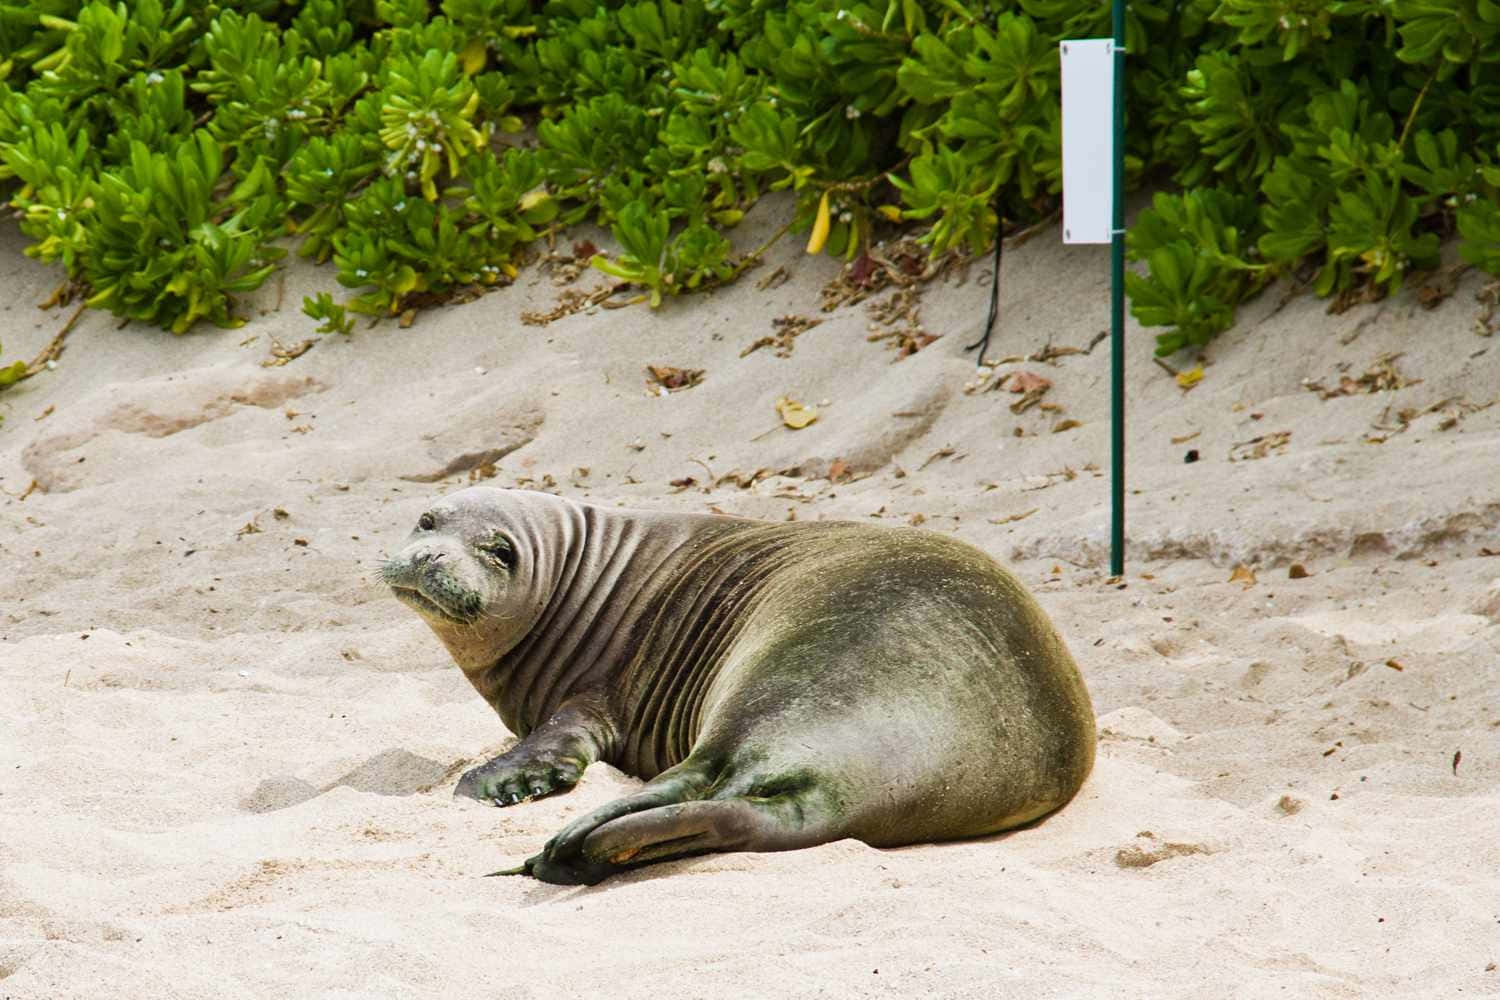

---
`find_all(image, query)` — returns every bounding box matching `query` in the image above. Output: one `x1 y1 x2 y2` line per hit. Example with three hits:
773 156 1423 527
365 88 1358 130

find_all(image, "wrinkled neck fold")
479 499 700 737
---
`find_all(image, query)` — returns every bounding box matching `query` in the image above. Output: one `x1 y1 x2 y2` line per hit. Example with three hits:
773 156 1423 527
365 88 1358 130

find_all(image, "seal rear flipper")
528 789 835 885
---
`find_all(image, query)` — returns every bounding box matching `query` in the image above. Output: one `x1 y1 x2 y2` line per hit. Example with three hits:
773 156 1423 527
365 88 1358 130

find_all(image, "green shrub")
302 290 355 334
0 0 1497 353
1125 189 1268 355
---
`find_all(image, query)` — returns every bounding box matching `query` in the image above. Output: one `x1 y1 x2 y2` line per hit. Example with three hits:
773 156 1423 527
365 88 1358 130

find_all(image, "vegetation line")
0 0 1496 375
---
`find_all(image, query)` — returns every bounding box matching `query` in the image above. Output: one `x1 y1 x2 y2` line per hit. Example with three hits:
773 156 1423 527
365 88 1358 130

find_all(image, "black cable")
964 218 1003 365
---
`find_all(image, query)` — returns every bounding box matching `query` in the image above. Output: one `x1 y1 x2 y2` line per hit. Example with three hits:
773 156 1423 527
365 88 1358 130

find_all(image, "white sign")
1059 39 1115 245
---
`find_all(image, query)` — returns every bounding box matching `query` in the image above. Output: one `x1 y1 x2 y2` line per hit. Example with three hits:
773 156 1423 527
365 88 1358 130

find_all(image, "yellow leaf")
0 360 29 388
776 396 819 429
1228 564 1256 587
461 37 487 75
805 191 831 255
877 204 903 222
1176 364 1204 389
518 187 551 213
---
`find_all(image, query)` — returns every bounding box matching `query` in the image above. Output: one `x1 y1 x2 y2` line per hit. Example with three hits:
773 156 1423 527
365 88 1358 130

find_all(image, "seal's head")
382 487 567 670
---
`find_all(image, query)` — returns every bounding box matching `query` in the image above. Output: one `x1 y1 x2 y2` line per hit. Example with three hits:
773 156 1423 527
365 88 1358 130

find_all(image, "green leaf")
1458 197 1500 274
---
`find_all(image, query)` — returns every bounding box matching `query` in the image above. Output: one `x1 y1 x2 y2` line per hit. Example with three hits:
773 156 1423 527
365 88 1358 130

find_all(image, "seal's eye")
417 512 436 531
479 535 516 569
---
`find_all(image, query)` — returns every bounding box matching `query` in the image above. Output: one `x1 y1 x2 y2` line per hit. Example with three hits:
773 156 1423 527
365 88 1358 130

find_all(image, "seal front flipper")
454 696 618 807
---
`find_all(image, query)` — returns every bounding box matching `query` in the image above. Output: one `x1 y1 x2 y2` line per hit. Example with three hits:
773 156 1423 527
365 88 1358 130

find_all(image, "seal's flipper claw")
486 852 543 877
526 854 617 885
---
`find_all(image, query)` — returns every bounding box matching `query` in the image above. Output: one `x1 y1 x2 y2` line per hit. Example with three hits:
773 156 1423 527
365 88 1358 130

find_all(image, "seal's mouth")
389 584 478 626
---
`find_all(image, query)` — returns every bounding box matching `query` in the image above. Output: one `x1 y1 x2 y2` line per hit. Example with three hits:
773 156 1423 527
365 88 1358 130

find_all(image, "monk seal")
382 486 1095 884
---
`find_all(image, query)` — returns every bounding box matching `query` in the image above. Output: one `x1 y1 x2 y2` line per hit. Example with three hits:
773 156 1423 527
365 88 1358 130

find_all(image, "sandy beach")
2 200 1497 999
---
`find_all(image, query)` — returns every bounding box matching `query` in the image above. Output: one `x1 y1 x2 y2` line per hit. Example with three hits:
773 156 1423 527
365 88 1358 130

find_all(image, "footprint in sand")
1096 706 1186 747
1113 837 1214 869
21 365 325 493
239 748 451 813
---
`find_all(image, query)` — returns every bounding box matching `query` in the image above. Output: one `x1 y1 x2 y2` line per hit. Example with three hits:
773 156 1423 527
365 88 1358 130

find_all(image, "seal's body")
383 487 1094 884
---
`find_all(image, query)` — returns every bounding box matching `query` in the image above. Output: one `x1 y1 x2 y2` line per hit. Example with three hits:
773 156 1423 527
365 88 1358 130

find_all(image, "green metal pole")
1110 0 1126 578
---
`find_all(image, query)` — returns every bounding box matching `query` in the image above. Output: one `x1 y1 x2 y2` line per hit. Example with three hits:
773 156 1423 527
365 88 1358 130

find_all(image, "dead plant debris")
261 337 315 368
1004 371 1053 414
918 447 956 471
1 302 83 391
864 285 939 359
741 314 823 358
1328 279 1387 314
536 241 600 287
37 279 84 311
645 365 705 393
521 282 629 326
1416 264 1467 310
1029 340 1090 364
756 265 790 291
1366 396 1493 442
512 473 558 491
1020 466 1085 492
1229 430 1291 462
1303 353 1420 399
820 238 961 313
1476 281 1499 336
